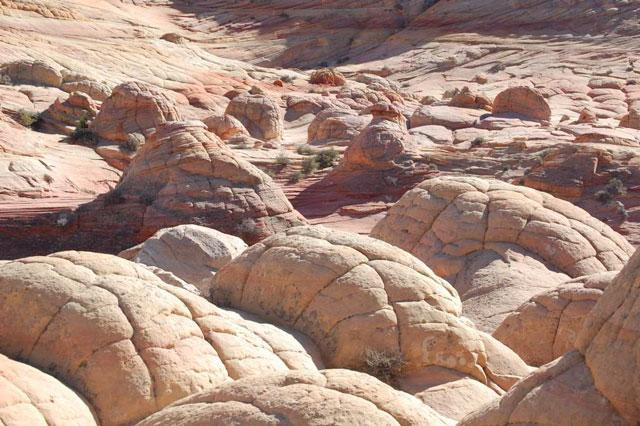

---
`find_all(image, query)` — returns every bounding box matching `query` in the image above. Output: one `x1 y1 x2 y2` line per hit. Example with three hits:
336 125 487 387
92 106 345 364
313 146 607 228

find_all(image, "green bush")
314 149 339 169
17 109 40 128
275 152 291 167
296 145 316 155
596 177 627 204
301 157 318 175
289 171 303 183
70 127 98 147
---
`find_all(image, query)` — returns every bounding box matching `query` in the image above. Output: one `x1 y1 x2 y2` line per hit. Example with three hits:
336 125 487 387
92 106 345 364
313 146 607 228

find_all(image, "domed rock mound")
225 92 283 142
39 92 99 135
309 68 347 86
211 225 530 420
0 354 98 425
137 369 452 426
136 369 452 426
461 247 640 425
492 86 551 121
121 224 248 293
0 251 320 426
90 81 182 143
371 176 633 332
78 120 305 250
494 271 616 366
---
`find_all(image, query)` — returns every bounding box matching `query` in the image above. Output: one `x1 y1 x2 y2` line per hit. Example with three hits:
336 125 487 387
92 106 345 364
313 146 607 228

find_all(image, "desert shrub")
289 171 303 183
301 157 318 175
236 218 258 239
296 145 316 156
488 63 506 73
275 152 291 167
314 149 339 169
70 127 98 147
102 187 125 205
281 74 294 83
596 177 627 204
121 133 143 153
363 349 405 384
17 109 40 128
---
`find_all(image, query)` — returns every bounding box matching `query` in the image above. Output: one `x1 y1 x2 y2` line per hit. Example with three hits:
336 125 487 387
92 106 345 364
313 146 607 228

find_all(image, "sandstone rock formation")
461 246 640 425
124 224 248 293
492 86 551 121
80 120 305 249
342 102 414 171
0 251 320 426
620 106 640 130
0 60 62 87
307 108 370 146
203 113 250 141
309 68 347 86
0 353 97 426
137 369 452 426
39 92 99 135
493 271 616 366
90 81 182 143
372 176 634 332
225 93 283 141
450 87 492 110
410 106 484 130
212 225 530 419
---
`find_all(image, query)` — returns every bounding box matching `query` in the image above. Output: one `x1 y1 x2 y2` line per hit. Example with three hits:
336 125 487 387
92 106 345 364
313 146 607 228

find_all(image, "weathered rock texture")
0 353 97 426
77 120 305 250
0 251 320 426
39 92 99 135
372 176 633 332
309 68 347 86
492 86 551 121
90 81 182 143
212 225 530 419
493 271 616 366
225 93 283 141
137 369 452 426
126 224 248 293
461 246 640 425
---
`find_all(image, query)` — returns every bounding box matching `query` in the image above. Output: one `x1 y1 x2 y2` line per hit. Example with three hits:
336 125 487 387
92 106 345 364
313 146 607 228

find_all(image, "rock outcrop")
309 68 347 86
0 353 98 426
39 92 99 135
492 86 551 121
307 108 370 146
372 176 633 332
461 246 640 425
90 81 182 143
225 93 283 141
137 369 452 426
203 113 250 141
494 272 616 366
212 225 530 420
123 224 248 293
0 251 320 426
0 60 62 87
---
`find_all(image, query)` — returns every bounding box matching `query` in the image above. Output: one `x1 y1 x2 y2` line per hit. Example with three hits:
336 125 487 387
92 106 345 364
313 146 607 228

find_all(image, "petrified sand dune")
0 251 320 426
372 176 634 332
136 369 453 426
461 246 640 425
0 353 98 426
211 225 530 419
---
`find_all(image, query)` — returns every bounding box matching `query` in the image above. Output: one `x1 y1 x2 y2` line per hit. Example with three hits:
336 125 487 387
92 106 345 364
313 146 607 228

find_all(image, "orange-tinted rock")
309 68 347 86
492 86 551 121
39 92 99 135
225 93 283 141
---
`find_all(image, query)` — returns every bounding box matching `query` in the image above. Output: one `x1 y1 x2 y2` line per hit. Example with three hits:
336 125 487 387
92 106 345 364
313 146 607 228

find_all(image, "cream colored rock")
410 105 483 130
342 102 414 170
0 354 97 426
60 79 112 102
494 272 616 366
39 92 99 135
203 114 250 140
307 108 370 146
212 225 531 419
372 176 633 332
0 251 320 426
90 81 182 143
0 59 62 87
462 247 640 425
620 106 640 130
225 93 283 141
136 369 453 426
492 86 551 121
131 224 248 293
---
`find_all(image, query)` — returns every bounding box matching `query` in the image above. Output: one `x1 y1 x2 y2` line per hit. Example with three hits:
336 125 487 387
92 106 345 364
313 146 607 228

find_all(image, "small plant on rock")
275 152 291 167
470 136 486 147
595 177 627 204
296 145 316 156
17 109 40 128
301 157 318 175
363 349 405 385
314 149 339 169
289 171 303 183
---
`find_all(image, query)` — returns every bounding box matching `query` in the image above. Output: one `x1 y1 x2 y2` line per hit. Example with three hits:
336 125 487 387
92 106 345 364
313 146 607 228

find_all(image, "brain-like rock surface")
129 224 248 293
342 102 413 171
410 106 483 130
94 120 305 245
372 176 633 332
0 251 320 426
309 68 347 86
462 247 640 425
90 81 182 143
494 272 616 366
137 369 452 426
492 86 551 121
212 225 530 419
0 354 97 426
225 93 283 141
